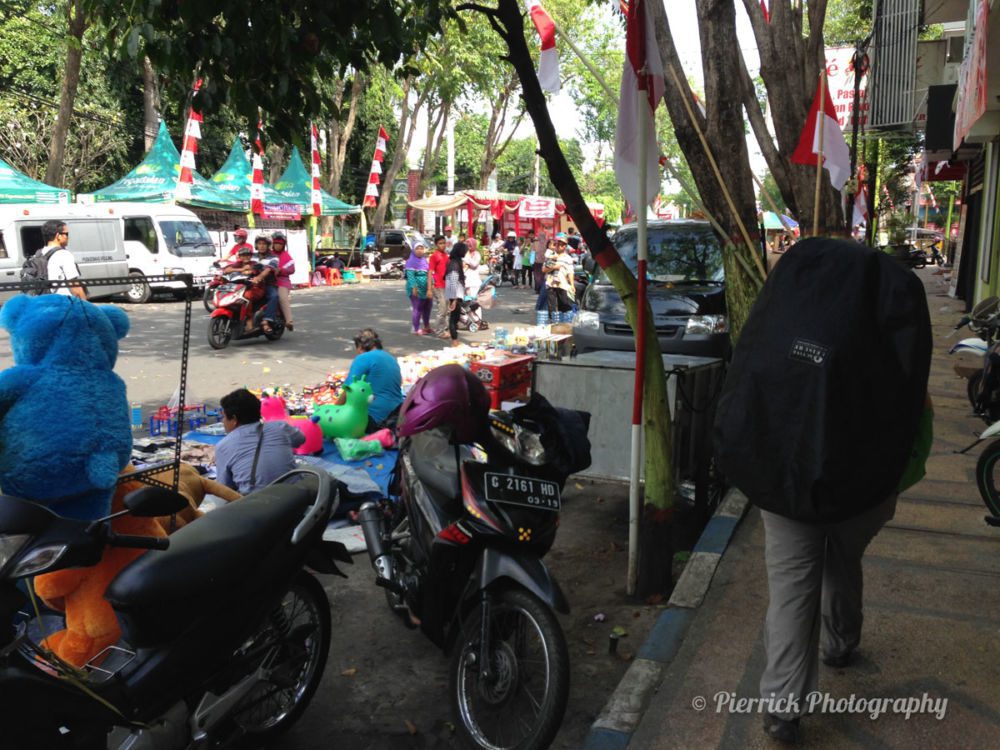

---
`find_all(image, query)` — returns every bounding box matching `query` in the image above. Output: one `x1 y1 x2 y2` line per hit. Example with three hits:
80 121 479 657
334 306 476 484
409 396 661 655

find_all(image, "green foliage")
341 67 398 205
85 0 454 145
494 134 583 197
823 0 872 45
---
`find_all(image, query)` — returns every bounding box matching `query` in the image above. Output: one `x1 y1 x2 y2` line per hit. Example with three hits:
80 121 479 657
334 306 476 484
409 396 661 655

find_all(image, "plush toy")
35 466 165 668
144 461 242 532
260 395 324 455
313 378 373 440
0 295 132 520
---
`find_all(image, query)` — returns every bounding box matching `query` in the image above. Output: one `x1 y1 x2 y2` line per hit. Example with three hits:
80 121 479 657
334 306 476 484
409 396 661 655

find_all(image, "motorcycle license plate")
483 472 560 511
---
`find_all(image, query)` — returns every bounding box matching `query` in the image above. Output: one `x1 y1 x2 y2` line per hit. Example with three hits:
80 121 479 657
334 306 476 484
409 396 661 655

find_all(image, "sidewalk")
586 268 1000 748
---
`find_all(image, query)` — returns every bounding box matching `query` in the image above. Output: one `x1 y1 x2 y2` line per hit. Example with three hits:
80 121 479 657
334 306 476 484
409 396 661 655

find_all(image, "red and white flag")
524 0 560 94
791 74 851 192
852 184 869 227
310 122 323 217
176 79 203 202
251 118 265 215
363 126 389 209
614 0 664 210
760 1 770 23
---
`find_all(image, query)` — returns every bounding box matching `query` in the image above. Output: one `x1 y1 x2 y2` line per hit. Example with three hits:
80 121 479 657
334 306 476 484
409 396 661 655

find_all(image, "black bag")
20 247 58 296
510 393 592 484
714 238 931 523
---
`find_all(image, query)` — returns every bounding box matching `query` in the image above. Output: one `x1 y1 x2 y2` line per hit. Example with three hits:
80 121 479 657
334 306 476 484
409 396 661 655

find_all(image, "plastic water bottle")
131 402 143 431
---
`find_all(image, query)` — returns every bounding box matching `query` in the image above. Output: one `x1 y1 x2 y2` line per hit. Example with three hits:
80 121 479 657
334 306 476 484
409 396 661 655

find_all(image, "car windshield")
405 230 428 250
161 220 216 257
611 225 724 283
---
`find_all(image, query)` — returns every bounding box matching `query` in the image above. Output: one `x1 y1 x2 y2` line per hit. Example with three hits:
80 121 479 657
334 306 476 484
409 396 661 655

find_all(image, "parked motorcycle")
0 469 350 749
927 241 946 267
357 365 591 750
950 295 1000 416
207 273 285 350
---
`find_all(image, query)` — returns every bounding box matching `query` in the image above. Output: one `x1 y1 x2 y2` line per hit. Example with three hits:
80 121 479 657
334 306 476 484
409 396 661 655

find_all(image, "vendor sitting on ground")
340 328 403 432
214 388 305 495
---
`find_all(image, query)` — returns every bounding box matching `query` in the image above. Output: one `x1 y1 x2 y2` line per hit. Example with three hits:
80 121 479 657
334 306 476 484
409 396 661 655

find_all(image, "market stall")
407 189 604 239
0 156 71 204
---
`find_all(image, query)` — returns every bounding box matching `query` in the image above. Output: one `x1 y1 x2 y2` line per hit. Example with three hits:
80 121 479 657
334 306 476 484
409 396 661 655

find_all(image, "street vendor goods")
143 461 242 531
356 364 592 750
0 468 348 749
261 394 324 455
0 295 132 521
34 466 167 668
314 378 372 439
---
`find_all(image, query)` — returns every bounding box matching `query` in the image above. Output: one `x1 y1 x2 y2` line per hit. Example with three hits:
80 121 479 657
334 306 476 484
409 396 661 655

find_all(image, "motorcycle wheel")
203 286 217 313
975 439 1000 518
968 370 983 411
450 587 569 750
208 317 233 350
264 322 285 341
229 572 331 743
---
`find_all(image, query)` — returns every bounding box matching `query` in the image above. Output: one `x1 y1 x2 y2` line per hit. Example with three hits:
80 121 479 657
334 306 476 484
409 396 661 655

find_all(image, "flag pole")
627 11 650 598
812 70 827 237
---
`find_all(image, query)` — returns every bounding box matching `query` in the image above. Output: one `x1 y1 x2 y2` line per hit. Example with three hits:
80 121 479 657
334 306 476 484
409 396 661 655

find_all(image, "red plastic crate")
471 354 535 390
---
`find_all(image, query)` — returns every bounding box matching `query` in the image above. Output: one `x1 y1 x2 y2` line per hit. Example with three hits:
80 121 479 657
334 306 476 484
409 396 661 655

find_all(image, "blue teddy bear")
0 295 132 521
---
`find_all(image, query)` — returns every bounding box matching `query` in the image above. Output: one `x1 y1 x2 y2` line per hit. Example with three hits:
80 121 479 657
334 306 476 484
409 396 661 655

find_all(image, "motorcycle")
356 366 591 750
0 469 350 749
950 295 1000 416
927 240 946 267
207 273 285 350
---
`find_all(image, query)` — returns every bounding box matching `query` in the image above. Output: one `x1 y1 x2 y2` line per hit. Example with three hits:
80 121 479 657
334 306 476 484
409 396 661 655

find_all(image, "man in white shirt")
40 220 86 299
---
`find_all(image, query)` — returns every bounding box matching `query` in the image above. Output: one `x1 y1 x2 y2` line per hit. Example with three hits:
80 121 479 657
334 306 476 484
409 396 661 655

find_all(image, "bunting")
175 79 203 202
251 118 265 215
310 122 322 217
363 126 389 209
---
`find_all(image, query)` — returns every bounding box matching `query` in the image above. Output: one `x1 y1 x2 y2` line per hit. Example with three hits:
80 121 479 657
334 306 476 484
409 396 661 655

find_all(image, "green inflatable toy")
313 378 373 439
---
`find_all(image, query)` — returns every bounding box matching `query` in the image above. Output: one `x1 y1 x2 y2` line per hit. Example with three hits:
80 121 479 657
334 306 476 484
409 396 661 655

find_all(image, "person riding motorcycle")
222 239 279 330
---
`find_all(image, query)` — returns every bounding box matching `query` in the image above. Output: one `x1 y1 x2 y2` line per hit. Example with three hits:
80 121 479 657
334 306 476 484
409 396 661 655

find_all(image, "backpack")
20 247 59 296
713 238 932 523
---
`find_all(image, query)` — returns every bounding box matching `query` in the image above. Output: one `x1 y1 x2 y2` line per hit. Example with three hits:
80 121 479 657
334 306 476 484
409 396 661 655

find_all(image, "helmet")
271 231 287 243
397 364 491 443
254 234 271 244
237 246 253 256
506 231 516 238
234 228 248 239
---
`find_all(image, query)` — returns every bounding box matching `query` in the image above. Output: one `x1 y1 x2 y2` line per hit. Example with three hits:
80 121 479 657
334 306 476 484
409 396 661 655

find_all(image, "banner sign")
954 0 989 150
263 204 302 221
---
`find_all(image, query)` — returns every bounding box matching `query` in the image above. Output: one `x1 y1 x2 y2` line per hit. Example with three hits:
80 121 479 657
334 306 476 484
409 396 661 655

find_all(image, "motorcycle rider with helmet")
253 235 281 333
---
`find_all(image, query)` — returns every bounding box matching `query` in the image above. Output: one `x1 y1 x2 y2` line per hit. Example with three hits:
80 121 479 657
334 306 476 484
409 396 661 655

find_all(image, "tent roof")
0 156 70 204
91 122 243 211
762 211 799 230
211 138 301 207
274 147 360 216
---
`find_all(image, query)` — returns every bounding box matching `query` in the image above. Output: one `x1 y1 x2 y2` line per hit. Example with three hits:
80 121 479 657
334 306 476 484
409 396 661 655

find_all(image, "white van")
97 203 220 303
0 204 131 303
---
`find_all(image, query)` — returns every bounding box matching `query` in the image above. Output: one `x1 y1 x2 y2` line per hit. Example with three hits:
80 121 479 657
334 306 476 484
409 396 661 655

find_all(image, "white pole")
446 117 455 195
627 66 650 597
534 151 541 196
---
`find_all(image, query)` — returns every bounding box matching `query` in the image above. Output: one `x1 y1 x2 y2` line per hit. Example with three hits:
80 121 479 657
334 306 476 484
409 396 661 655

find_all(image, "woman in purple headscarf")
405 241 433 335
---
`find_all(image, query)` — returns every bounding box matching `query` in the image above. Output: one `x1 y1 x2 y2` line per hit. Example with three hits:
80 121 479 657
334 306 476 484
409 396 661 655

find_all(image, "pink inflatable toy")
288 415 324 455
260 395 288 421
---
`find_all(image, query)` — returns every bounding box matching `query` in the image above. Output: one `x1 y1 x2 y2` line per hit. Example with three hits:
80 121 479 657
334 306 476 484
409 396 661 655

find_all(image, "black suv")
573 220 729 358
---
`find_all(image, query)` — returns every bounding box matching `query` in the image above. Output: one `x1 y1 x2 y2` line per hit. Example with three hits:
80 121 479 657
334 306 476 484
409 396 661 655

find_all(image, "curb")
582 488 750 749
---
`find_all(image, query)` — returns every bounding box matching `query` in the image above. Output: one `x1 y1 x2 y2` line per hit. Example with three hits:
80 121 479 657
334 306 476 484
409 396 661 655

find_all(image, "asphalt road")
0 277 545 411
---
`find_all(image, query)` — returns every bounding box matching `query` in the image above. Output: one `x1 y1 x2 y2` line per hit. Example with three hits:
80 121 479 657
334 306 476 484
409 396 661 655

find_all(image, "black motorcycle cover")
714 238 931 523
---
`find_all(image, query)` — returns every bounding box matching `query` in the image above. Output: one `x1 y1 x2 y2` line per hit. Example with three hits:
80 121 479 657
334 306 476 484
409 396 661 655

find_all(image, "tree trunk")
267 145 284 183
374 76 426 232
414 98 450 229
142 56 161 152
478 76 524 190
45 0 87 186
487 0 676 597
326 72 363 197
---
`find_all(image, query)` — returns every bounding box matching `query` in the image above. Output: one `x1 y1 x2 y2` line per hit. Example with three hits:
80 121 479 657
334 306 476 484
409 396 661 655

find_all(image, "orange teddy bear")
33 463 241 667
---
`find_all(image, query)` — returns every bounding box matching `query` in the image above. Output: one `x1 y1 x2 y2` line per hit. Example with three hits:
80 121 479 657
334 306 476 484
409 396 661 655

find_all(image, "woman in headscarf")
445 242 468 347
405 241 433 335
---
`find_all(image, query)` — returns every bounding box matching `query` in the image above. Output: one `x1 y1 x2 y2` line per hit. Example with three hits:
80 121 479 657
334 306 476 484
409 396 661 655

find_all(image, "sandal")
286 322 295 332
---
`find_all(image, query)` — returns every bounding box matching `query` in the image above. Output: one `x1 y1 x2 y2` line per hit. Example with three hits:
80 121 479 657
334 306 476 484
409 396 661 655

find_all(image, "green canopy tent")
0 157 70 204
211 138 303 213
91 122 242 211
762 211 799 231
274 147 360 216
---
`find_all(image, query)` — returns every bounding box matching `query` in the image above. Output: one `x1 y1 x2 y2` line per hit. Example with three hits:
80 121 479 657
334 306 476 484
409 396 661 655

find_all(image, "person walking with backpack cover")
23 220 86 299
715 237 932 745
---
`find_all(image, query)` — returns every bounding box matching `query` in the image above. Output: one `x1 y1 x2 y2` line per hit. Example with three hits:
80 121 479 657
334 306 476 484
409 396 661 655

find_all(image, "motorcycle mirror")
123 486 189 517
956 316 971 329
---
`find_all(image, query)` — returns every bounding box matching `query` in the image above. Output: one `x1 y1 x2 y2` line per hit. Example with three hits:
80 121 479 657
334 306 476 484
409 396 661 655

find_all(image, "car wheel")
124 272 152 304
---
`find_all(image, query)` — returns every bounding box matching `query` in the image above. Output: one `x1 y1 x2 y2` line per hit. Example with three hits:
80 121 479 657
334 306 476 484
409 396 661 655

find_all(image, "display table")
533 351 725 488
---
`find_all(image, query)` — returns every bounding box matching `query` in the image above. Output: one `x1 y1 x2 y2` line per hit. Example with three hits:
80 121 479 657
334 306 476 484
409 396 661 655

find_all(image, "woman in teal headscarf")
405 242 433 335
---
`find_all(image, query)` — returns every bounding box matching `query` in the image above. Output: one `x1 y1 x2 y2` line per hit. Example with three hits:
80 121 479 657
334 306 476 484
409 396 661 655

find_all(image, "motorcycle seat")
106 481 314 613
